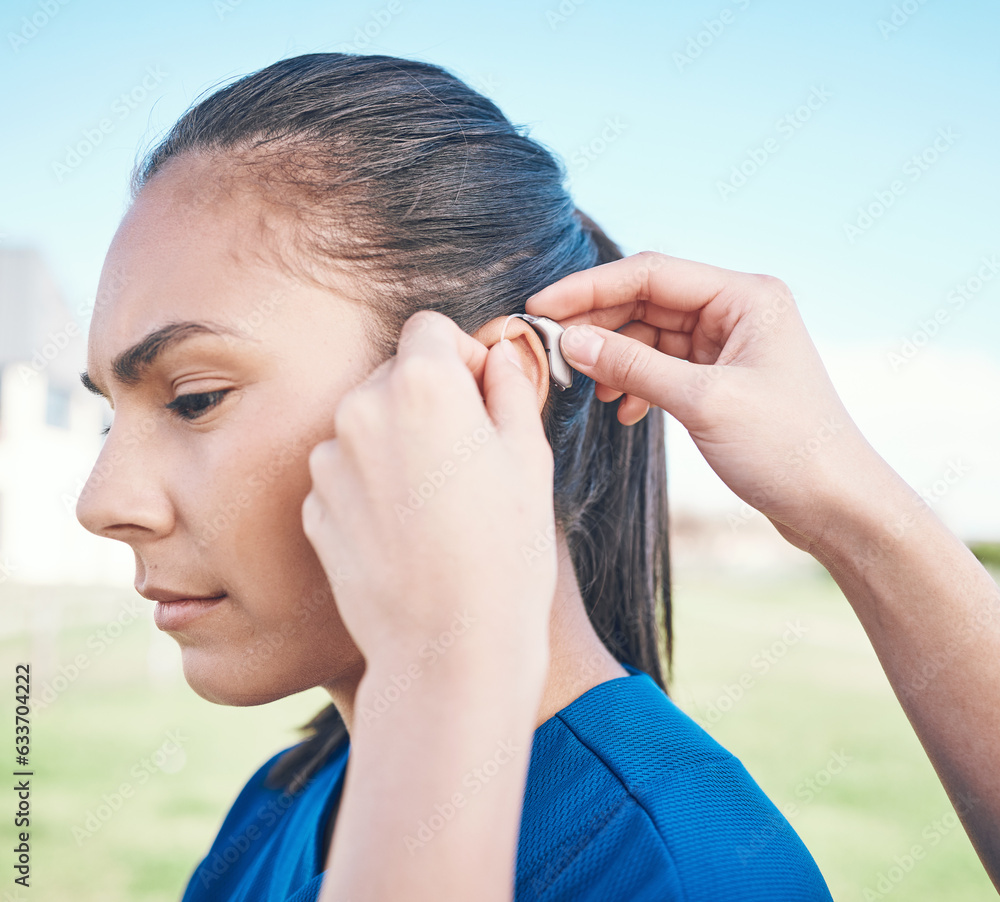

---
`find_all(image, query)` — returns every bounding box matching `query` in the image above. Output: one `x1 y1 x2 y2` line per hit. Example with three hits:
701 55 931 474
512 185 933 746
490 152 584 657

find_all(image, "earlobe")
472 315 551 412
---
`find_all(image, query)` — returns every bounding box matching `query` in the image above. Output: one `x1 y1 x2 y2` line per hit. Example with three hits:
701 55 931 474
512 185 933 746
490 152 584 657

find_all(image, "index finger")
524 251 740 332
396 309 490 395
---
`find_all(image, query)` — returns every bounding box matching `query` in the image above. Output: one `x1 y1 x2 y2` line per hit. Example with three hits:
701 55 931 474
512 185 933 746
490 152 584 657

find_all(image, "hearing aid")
499 313 574 391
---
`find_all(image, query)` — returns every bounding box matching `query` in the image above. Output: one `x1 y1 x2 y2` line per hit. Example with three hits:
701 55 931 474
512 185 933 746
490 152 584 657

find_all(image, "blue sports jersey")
181 662 833 900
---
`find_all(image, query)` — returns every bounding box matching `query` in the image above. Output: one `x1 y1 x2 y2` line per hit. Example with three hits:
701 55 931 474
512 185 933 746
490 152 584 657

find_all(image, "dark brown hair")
131 53 672 794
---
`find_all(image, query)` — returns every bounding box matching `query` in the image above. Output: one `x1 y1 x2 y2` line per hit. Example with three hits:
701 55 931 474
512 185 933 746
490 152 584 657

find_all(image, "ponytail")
558 210 672 692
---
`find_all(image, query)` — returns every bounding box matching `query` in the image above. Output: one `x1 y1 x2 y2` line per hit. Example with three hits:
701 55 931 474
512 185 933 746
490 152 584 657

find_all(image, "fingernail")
561 325 604 367
501 338 525 373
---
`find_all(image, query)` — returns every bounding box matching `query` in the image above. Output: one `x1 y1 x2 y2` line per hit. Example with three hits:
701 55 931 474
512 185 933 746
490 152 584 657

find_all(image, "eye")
165 389 231 421
99 390 231 435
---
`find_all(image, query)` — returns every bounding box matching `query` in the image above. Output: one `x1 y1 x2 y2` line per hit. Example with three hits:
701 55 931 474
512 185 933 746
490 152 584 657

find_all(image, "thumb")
559 323 712 419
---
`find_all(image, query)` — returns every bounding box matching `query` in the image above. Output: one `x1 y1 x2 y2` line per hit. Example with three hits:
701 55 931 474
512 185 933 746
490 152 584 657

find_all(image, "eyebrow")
80 321 252 399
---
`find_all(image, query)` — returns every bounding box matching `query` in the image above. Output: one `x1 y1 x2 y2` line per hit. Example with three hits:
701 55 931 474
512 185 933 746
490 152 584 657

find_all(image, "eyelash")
100 390 230 436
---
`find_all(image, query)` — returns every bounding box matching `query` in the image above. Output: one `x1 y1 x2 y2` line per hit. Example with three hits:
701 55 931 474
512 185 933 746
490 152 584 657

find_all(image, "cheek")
185 426 360 694
216 428 331 604
193 421 316 556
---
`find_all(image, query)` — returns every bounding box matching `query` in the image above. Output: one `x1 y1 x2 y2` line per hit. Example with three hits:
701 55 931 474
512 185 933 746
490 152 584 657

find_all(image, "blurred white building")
0 247 132 586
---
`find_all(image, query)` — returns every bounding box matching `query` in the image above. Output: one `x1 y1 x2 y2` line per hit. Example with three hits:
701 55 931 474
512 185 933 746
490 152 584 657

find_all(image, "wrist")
363 611 549 683
806 445 942 585
787 429 914 557
358 641 549 717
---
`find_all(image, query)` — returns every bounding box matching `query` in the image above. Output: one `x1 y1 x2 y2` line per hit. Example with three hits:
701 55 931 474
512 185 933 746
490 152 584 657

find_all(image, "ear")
471 316 550 412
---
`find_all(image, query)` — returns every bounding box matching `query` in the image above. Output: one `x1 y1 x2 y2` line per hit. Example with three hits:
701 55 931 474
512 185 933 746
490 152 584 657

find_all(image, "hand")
525 251 886 554
301 310 556 686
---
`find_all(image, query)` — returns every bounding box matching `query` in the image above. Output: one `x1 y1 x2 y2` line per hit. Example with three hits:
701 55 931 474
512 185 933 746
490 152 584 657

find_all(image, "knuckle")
301 491 323 530
755 273 795 303
393 353 446 408
633 249 665 265
610 341 649 391
333 389 368 437
307 440 334 480
631 250 670 285
399 309 443 347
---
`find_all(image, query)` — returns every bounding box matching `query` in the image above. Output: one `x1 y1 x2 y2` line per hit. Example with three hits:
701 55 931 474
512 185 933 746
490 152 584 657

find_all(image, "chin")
179 649 315 707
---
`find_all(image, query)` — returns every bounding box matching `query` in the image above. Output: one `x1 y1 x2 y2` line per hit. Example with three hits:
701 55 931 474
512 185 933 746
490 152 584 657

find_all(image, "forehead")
98 158 270 313
88 156 298 368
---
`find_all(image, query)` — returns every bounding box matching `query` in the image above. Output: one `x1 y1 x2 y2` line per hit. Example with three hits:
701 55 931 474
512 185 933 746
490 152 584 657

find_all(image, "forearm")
318 651 548 902
808 449 1000 888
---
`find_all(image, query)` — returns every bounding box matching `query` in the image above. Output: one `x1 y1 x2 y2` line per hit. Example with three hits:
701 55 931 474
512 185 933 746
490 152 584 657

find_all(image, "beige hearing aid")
499 313 574 391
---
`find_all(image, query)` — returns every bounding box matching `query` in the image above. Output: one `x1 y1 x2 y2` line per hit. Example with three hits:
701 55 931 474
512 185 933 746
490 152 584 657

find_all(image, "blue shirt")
182 662 833 901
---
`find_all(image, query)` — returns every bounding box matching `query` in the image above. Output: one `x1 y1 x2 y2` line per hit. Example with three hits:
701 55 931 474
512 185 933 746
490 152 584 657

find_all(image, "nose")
75 415 174 542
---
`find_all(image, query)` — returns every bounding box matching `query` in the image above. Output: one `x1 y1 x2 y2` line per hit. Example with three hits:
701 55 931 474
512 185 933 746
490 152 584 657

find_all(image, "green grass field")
1 564 995 901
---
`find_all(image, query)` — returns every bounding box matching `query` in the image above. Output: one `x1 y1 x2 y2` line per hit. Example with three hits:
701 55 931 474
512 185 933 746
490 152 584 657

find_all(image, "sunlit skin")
76 153 626 730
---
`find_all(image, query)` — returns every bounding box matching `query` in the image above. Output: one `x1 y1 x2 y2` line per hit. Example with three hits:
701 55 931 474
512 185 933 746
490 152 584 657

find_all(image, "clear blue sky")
2 0 998 356
1 0 998 543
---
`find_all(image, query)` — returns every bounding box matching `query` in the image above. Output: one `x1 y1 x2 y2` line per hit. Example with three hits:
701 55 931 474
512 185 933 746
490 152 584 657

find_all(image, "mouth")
152 594 228 631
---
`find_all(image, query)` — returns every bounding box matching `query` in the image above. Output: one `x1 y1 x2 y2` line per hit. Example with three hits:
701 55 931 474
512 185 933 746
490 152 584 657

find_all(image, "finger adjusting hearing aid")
499 313 574 391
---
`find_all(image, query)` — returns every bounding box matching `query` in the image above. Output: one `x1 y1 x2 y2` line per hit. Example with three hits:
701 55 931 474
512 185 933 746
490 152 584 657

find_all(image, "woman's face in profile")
76 154 370 705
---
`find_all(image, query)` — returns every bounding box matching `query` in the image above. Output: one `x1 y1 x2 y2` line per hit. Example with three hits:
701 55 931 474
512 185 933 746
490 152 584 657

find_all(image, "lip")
138 585 226 603
152 595 227 631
